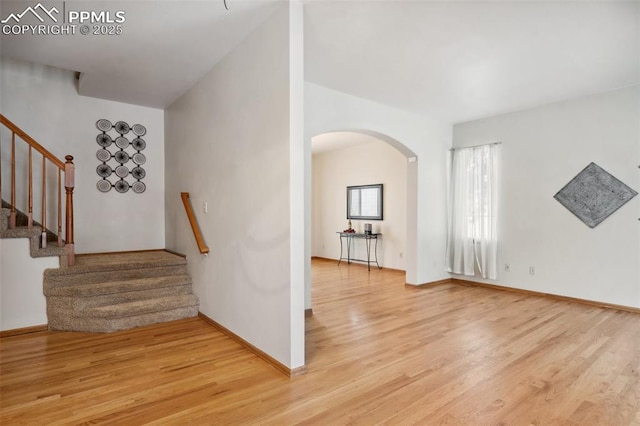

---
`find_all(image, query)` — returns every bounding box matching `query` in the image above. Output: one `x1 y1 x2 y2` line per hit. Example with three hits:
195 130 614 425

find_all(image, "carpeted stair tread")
1 225 40 238
87 294 199 318
1 207 9 225
1 223 67 257
45 250 199 333
45 274 193 297
44 251 187 277
72 285 194 312
57 307 199 333
45 265 189 286
1 204 60 243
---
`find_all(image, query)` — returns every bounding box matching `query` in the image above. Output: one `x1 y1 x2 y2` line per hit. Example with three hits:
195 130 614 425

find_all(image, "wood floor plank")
2 258 640 424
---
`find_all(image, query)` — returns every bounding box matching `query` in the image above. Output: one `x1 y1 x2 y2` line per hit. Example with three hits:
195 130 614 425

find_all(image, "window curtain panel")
446 144 498 279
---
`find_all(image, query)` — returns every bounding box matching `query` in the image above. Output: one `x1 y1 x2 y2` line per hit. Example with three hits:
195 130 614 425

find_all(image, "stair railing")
0 114 75 266
180 192 209 255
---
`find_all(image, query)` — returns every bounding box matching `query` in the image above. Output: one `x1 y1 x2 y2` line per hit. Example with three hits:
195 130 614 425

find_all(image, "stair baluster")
0 114 75 266
41 157 47 248
57 169 62 247
28 146 33 228
10 132 16 228
64 155 75 266
0 131 2 203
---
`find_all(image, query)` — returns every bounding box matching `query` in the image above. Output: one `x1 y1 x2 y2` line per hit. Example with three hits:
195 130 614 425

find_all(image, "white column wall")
165 4 304 368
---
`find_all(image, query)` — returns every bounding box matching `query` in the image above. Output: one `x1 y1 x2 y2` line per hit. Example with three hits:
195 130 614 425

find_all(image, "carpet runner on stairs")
1 207 67 259
43 251 199 333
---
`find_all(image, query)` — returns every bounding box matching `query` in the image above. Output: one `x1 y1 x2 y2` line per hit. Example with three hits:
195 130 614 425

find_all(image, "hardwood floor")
2 258 639 424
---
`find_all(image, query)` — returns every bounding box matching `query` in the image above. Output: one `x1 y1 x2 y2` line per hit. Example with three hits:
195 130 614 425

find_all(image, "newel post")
64 155 75 266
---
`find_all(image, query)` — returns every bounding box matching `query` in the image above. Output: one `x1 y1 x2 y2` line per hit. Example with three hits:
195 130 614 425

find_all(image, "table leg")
366 237 371 271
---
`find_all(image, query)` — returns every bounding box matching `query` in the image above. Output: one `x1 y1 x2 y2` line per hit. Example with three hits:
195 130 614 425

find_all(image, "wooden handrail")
0 114 75 266
180 192 209 255
0 115 65 170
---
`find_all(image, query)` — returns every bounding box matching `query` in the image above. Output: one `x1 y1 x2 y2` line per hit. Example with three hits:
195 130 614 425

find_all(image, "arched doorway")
306 129 418 311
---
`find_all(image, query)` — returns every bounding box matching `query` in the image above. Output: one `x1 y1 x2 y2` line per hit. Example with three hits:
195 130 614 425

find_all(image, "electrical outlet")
529 266 535 275
505 264 510 272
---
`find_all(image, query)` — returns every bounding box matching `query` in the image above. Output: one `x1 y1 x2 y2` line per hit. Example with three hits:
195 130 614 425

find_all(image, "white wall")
312 136 407 270
288 0 306 368
305 82 452 288
0 238 58 330
453 86 640 308
0 57 165 253
165 4 304 368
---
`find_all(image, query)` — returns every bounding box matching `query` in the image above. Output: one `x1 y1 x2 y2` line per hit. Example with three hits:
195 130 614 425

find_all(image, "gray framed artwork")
554 162 637 228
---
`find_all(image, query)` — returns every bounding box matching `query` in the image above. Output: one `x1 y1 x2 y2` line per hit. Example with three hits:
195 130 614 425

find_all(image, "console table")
337 232 381 271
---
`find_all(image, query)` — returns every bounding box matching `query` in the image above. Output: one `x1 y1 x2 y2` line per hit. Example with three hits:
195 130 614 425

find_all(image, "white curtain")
446 144 498 279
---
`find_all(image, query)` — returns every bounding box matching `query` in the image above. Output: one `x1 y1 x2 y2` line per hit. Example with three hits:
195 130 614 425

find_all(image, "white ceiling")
0 0 282 108
1 0 638 125
304 1 640 124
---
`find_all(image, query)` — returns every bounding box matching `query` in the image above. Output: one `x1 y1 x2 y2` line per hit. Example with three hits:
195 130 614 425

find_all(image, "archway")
305 129 418 312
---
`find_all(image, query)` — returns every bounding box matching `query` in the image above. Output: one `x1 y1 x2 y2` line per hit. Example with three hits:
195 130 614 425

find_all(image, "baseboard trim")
0 324 48 338
451 278 640 314
163 248 187 258
311 256 403 272
381 266 406 273
311 256 336 262
197 312 307 377
405 278 453 288
404 277 640 314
